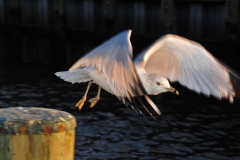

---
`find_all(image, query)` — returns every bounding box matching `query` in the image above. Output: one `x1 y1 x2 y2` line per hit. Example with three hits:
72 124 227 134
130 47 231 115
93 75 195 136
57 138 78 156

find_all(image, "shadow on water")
0 62 240 160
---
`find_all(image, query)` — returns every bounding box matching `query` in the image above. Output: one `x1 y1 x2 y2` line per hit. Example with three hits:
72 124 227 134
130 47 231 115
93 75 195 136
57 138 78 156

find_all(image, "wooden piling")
53 0 66 67
225 0 239 40
0 107 76 160
161 0 176 34
103 0 116 32
0 0 239 68
224 0 239 66
7 0 22 62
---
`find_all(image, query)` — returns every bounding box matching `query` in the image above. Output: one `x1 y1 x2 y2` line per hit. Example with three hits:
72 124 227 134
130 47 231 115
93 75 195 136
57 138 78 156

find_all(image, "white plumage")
55 30 240 116
134 34 237 102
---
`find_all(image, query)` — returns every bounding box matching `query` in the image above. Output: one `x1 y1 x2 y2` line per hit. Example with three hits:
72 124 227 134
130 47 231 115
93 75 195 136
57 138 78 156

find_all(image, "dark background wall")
0 0 239 71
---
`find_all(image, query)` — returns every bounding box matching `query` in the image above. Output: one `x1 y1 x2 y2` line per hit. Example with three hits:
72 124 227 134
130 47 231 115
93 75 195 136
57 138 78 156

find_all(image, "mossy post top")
0 107 76 135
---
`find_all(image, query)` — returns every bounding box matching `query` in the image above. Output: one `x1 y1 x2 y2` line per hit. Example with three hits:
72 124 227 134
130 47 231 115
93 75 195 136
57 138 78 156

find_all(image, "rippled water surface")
0 62 240 160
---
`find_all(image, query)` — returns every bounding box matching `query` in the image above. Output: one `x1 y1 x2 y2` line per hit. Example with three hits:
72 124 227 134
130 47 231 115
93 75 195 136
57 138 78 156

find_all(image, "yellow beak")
166 86 179 95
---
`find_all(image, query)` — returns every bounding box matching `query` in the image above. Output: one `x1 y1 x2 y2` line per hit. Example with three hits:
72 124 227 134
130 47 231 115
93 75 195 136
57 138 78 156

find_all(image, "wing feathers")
67 30 160 115
135 34 239 102
229 72 240 99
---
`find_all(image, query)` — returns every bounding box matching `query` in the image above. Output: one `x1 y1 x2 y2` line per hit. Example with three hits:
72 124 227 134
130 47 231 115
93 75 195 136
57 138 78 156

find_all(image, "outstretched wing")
70 30 161 115
134 34 240 102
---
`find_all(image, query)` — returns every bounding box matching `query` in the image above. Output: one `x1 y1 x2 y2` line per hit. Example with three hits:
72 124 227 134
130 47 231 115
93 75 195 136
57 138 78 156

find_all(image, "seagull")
55 30 240 117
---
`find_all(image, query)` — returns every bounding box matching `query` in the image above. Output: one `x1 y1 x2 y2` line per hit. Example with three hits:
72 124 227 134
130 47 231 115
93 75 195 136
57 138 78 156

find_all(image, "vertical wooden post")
0 1 6 60
7 0 22 62
0 1 5 23
133 1 145 35
161 0 176 34
53 0 66 67
0 107 76 160
103 0 116 33
8 0 21 24
225 0 239 39
225 0 239 66
37 0 49 28
37 0 51 65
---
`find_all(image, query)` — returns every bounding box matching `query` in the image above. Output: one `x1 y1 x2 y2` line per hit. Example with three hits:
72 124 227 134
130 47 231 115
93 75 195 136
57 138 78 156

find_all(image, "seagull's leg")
89 86 101 108
76 81 92 109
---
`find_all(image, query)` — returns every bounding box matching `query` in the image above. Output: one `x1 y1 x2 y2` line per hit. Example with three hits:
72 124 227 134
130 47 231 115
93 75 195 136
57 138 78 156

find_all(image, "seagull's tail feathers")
55 69 91 84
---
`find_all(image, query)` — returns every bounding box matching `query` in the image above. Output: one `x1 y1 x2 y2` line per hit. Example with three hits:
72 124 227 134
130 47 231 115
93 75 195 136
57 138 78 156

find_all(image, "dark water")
0 62 240 160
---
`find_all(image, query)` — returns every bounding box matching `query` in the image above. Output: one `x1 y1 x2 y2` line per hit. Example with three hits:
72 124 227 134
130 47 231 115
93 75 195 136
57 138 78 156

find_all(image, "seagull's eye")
156 82 161 86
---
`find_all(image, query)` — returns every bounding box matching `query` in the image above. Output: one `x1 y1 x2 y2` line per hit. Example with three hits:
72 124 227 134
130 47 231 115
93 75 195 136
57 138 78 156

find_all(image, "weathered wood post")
103 0 116 32
0 107 76 160
53 0 66 67
224 0 239 65
7 0 22 62
225 0 239 39
161 0 176 34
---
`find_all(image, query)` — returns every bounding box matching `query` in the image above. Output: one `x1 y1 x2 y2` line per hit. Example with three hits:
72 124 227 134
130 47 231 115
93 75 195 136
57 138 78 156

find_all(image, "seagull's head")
143 73 179 95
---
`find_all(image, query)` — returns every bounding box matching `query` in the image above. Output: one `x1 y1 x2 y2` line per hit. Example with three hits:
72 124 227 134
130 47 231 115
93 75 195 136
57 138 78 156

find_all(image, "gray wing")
70 30 161 115
135 34 240 102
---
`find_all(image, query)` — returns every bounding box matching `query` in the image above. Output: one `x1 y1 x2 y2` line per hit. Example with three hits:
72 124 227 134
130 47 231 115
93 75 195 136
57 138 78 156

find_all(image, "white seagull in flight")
55 30 240 118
